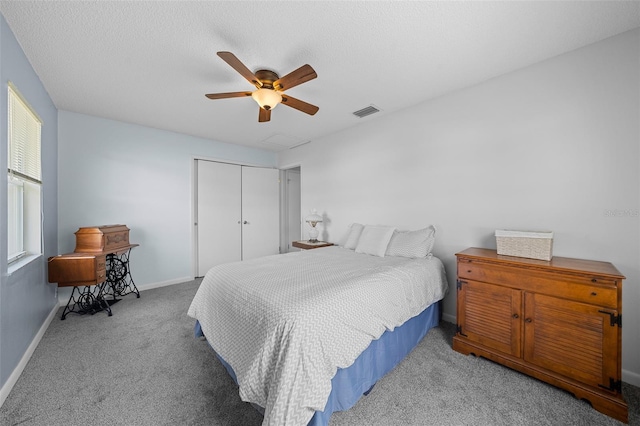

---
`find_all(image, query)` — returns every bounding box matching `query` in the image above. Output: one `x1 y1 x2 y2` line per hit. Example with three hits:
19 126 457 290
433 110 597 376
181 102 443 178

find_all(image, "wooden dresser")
453 247 627 423
48 225 139 320
48 225 136 287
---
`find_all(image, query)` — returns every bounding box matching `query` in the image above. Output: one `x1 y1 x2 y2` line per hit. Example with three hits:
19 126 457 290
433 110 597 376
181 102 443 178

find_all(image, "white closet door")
241 166 280 260
197 160 242 276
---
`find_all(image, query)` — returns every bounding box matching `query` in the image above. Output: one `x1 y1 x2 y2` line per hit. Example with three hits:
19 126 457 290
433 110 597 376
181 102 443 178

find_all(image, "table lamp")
305 210 323 243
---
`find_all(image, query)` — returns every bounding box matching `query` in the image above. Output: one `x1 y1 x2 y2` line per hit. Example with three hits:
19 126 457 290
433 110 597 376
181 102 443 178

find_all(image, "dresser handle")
525 318 532 323
591 278 597 283
512 314 519 319
467 270 472 273
591 292 597 296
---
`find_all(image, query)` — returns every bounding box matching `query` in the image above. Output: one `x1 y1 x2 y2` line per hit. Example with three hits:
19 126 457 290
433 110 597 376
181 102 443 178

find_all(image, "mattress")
188 246 448 426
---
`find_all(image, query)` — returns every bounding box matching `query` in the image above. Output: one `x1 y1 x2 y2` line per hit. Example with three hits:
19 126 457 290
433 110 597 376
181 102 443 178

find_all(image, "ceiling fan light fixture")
252 88 282 110
208 52 318 122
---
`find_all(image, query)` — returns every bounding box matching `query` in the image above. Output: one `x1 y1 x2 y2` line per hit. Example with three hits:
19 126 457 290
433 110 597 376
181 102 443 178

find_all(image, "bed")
188 226 448 426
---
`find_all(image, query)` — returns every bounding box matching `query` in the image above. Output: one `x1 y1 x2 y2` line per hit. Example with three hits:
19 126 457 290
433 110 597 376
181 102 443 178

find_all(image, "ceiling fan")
205 51 319 123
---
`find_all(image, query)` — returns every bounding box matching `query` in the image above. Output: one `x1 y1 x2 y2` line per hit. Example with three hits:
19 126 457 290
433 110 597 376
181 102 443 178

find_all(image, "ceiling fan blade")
281 95 319 115
273 64 317 91
258 107 271 122
205 91 252 100
217 51 262 88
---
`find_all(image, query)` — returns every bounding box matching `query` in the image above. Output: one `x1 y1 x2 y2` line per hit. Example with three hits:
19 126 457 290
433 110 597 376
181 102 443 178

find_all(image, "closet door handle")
243 221 250 225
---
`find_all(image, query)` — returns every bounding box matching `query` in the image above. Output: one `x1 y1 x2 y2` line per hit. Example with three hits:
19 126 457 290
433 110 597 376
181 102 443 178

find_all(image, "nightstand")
292 240 334 250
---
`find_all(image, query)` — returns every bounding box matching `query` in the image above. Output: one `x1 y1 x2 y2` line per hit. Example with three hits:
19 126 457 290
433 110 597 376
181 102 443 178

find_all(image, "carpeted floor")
1 278 638 425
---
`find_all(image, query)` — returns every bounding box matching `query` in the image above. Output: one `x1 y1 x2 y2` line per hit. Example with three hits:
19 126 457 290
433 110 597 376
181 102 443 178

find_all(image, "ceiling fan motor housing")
255 69 279 89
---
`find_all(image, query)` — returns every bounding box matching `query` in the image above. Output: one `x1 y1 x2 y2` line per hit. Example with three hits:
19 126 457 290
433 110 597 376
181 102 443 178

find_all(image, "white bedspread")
187 246 448 426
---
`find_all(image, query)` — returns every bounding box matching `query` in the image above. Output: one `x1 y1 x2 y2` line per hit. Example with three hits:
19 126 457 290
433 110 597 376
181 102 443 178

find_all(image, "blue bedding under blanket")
194 301 440 425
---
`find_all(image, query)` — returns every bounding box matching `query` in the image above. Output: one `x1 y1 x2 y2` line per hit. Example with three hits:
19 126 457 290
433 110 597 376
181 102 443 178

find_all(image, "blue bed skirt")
194 301 440 425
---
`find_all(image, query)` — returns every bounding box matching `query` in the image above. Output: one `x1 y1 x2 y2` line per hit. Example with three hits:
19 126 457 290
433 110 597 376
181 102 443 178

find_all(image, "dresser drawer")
96 255 106 271
96 254 107 283
48 254 106 287
458 259 618 309
96 267 106 283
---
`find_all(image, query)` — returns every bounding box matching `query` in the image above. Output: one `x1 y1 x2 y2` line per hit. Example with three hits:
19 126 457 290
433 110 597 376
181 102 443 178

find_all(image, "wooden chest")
74 224 130 253
453 247 627 423
48 253 107 287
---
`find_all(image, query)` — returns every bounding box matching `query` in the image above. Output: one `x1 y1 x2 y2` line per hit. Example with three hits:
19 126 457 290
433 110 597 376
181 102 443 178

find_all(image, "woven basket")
495 230 553 261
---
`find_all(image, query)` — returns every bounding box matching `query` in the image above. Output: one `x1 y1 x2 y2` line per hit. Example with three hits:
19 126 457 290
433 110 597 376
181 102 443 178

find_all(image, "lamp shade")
305 212 323 225
252 88 282 110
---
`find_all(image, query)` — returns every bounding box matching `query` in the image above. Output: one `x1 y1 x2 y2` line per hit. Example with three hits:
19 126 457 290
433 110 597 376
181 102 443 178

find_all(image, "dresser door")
457 280 522 358
523 292 619 391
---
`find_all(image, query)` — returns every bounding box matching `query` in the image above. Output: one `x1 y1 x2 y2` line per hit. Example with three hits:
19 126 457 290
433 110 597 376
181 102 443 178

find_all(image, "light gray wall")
58 111 277 289
278 29 640 385
0 15 58 389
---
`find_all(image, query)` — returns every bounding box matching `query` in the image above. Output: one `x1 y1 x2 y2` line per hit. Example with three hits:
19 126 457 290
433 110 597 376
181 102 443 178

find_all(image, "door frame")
279 165 302 252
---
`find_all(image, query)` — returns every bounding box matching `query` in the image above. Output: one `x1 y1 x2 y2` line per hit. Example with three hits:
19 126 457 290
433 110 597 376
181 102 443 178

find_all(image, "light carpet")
1 278 638 425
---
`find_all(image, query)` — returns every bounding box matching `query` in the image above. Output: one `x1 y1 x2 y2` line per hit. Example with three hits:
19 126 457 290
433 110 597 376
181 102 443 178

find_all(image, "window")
7 82 42 264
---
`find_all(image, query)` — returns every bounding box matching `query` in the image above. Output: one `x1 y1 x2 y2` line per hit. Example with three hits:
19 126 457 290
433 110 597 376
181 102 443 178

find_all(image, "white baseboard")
441 312 456 324
0 302 58 408
136 276 194 292
623 368 640 387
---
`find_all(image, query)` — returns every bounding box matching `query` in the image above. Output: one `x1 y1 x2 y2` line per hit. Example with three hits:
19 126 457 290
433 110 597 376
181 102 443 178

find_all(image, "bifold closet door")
197 161 280 276
197 161 242 276
241 166 280 260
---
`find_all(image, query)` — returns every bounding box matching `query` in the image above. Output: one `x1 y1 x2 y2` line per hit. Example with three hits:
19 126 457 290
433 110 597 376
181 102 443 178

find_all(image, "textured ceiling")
1 1 638 151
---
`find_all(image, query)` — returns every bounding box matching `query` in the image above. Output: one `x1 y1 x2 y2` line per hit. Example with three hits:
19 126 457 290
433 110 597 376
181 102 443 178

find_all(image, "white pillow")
385 225 436 258
355 225 396 257
343 223 364 250
338 224 352 246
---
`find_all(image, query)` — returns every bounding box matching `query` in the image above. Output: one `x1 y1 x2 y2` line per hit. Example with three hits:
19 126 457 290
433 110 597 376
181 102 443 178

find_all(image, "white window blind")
8 83 42 183
7 82 43 264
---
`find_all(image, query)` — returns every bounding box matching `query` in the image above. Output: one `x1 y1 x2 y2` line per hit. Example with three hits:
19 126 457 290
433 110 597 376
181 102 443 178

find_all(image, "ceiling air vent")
352 105 380 118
